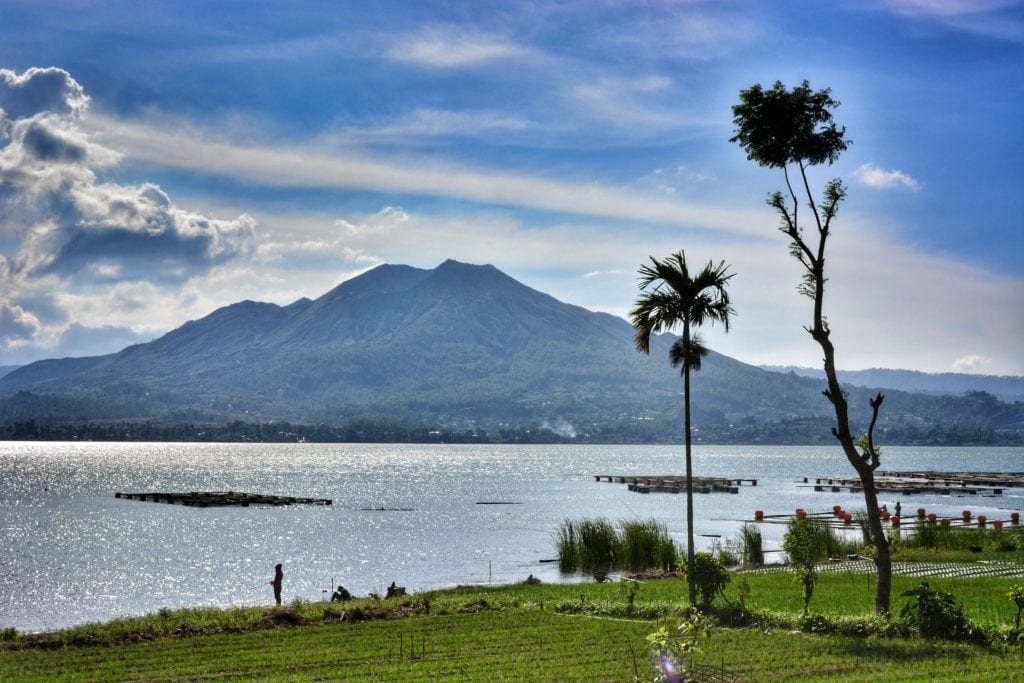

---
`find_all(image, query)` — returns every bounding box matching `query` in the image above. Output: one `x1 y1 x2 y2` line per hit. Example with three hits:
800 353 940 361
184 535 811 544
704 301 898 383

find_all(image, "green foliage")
783 518 820 616
1009 585 1024 632
686 552 730 613
899 582 977 642
646 608 713 683
731 80 849 169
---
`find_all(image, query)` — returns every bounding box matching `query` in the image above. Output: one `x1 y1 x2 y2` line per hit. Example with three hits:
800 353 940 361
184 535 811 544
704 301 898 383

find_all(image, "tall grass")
740 523 764 566
555 517 676 572
621 519 677 571
575 518 619 571
784 516 860 562
900 523 1022 553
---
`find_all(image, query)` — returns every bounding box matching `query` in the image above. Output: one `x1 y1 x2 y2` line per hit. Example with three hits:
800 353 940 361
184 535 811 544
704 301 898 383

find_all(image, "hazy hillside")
2 260 1021 444
763 366 1024 403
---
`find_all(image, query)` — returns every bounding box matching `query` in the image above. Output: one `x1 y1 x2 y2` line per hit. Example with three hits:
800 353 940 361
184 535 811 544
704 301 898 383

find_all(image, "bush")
686 552 729 613
899 582 977 642
783 518 819 616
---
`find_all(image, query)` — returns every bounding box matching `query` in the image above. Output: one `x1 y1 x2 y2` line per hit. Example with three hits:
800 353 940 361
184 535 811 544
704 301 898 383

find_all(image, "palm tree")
630 251 734 607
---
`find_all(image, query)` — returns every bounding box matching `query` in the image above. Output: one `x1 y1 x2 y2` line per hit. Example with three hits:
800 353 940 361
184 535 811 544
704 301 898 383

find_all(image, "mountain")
762 366 1024 403
2 260 1022 443
0 365 20 380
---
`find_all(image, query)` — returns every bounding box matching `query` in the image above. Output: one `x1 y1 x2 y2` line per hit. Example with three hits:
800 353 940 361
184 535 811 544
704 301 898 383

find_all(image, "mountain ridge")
1 260 1021 443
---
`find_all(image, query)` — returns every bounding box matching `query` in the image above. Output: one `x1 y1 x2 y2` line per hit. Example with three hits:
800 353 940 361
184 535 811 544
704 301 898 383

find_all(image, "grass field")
3 570 1024 681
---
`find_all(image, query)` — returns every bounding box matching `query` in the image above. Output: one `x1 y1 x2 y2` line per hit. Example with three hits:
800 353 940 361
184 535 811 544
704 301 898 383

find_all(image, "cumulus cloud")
0 67 256 363
853 163 921 190
0 67 90 122
951 354 993 372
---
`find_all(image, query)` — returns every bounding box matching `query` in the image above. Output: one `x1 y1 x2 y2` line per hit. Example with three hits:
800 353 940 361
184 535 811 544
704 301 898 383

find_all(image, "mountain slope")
1 260 1020 442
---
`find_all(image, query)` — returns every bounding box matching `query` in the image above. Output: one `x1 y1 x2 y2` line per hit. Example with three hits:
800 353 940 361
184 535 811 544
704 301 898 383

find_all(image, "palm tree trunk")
683 321 696 607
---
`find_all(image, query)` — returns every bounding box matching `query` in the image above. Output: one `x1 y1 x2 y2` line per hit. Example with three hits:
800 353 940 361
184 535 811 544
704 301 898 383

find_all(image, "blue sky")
0 0 1021 375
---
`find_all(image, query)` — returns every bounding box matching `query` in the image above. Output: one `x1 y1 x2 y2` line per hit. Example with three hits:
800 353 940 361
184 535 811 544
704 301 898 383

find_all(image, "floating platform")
801 472 1014 496
594 474 756 495
114 491 332 507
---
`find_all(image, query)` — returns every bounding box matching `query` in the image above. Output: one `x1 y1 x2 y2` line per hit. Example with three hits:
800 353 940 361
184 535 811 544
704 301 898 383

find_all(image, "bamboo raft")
114 491 332 507
594 474 757 495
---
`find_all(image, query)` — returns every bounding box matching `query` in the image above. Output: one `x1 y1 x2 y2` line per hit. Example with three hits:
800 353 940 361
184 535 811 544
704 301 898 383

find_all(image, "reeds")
739 523 764 566
784 516 860 561
554 518 676 572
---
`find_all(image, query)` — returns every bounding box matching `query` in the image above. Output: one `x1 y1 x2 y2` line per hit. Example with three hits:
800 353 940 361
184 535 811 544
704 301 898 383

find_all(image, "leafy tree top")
731 80 850 168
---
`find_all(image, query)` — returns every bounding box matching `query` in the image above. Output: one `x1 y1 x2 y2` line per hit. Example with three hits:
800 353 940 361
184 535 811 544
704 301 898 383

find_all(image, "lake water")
1 442 1021 632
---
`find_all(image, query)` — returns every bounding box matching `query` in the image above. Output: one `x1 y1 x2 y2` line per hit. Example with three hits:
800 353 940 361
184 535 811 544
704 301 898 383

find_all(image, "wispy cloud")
386 26 528 68
333 108 532 145
88 112 768 236
853 163 921 190
874 0 1024 40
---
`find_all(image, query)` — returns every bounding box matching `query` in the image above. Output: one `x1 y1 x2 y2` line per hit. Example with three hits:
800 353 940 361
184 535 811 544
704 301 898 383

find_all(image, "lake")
1 442 1021 632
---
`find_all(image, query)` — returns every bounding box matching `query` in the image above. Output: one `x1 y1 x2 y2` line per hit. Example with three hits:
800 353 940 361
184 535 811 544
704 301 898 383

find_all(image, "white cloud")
853 163 921 190
0 67 90 121
0 68 257 362
951 355 993 372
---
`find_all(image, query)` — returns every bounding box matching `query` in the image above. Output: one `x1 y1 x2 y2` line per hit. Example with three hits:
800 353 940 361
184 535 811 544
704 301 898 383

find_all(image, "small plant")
647 607 713 682
739 523 764 566
783 517 819 616
686 552 729 613
899 582 974 641
1009 585 1024 632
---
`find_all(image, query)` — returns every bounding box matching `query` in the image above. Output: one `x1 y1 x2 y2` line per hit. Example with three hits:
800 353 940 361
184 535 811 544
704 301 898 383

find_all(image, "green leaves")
731 80 850 169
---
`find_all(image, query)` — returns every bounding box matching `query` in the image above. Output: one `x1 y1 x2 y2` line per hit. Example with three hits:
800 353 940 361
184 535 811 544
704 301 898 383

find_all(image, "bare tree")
731 81 891 614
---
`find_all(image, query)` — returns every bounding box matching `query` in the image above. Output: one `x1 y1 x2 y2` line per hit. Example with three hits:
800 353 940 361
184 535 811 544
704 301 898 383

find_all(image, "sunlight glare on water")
1 441 1021 632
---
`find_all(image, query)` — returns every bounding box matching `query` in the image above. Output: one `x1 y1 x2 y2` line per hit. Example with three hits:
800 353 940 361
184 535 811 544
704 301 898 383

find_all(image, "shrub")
1009 585 1024 632
686 552 729 613
899 582 976 642
783 517 819 616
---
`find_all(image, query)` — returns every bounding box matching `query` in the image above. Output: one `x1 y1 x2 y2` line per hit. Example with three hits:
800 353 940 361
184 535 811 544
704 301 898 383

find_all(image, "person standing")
270 563 283 605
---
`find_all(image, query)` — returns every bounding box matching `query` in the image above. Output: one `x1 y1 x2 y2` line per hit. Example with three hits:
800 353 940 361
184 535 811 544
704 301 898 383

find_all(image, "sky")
0 0 1021 375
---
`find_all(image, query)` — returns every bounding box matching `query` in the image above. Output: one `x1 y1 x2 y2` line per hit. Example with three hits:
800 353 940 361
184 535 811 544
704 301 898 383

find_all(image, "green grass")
3 574 1023 681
